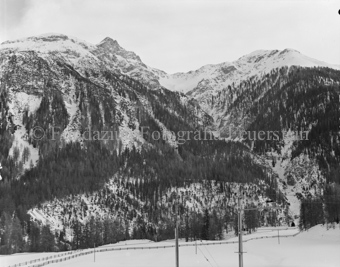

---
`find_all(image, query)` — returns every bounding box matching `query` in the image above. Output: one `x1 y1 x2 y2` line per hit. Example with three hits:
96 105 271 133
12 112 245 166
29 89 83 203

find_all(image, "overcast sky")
0 0 339 73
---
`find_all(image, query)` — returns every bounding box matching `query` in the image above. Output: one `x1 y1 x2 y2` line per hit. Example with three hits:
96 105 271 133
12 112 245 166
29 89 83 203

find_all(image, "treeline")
71 216 128 249
299 189 340 230
0 205 270 254
0 211 58 254
299 198 324 230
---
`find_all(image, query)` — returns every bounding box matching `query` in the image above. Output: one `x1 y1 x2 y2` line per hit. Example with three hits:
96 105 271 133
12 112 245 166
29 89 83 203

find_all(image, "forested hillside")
214 66 340 229
0 34 339 255
0 40 283 254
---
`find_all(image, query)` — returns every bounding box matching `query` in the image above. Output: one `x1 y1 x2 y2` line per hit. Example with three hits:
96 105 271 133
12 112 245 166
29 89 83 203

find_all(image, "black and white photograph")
0 0 339 266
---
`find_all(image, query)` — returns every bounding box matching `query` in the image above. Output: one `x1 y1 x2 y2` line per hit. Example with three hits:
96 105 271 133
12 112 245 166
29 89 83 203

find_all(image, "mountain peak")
37 33 69 39
239 48 301 61
1 33 69 46
284 48 300 53
279 48 301 55
98 37 120 49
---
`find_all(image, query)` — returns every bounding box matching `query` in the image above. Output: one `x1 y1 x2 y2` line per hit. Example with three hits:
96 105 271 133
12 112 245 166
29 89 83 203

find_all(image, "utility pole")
94 242 95 262
235 194 279 267
175 192 179 267
0 163 3 181
238 195 243 267
195 239 197 255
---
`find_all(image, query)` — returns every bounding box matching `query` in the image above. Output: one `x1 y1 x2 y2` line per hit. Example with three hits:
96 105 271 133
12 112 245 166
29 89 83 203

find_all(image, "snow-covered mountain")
155 49 340 93
1 33 338 198
0 33 210 172
153 49 340 116
1 33 164 88
3 34 338 115
1 33 339 252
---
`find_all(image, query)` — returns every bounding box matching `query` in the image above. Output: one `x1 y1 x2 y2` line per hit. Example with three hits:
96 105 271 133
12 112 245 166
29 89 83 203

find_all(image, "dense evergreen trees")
244 207 259 233
70 216 126 249
0 212 23 254
201 209 210 240
299 198 324 230
0 135 275 253
324 184 340 225
1 70 276 254
223 66 340 230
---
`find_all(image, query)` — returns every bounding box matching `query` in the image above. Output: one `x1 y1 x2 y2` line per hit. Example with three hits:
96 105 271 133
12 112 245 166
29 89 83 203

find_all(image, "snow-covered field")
1 225 339 267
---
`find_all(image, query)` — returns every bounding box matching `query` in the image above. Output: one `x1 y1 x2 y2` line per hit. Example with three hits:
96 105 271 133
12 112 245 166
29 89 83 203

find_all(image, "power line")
204 245 220 267
197 246 214 267
264 193 340 197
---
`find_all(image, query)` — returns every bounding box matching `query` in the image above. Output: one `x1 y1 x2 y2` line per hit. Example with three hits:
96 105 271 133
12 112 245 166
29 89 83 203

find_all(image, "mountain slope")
0 33 290 254
0 33 339 254
153 49 340 114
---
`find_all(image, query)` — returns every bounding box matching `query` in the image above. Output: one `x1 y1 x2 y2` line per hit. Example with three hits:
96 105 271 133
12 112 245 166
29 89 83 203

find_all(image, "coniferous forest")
0 45 339 254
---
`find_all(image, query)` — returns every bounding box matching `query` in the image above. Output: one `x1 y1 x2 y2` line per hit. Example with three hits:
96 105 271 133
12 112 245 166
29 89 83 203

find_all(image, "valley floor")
1 225 339 267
